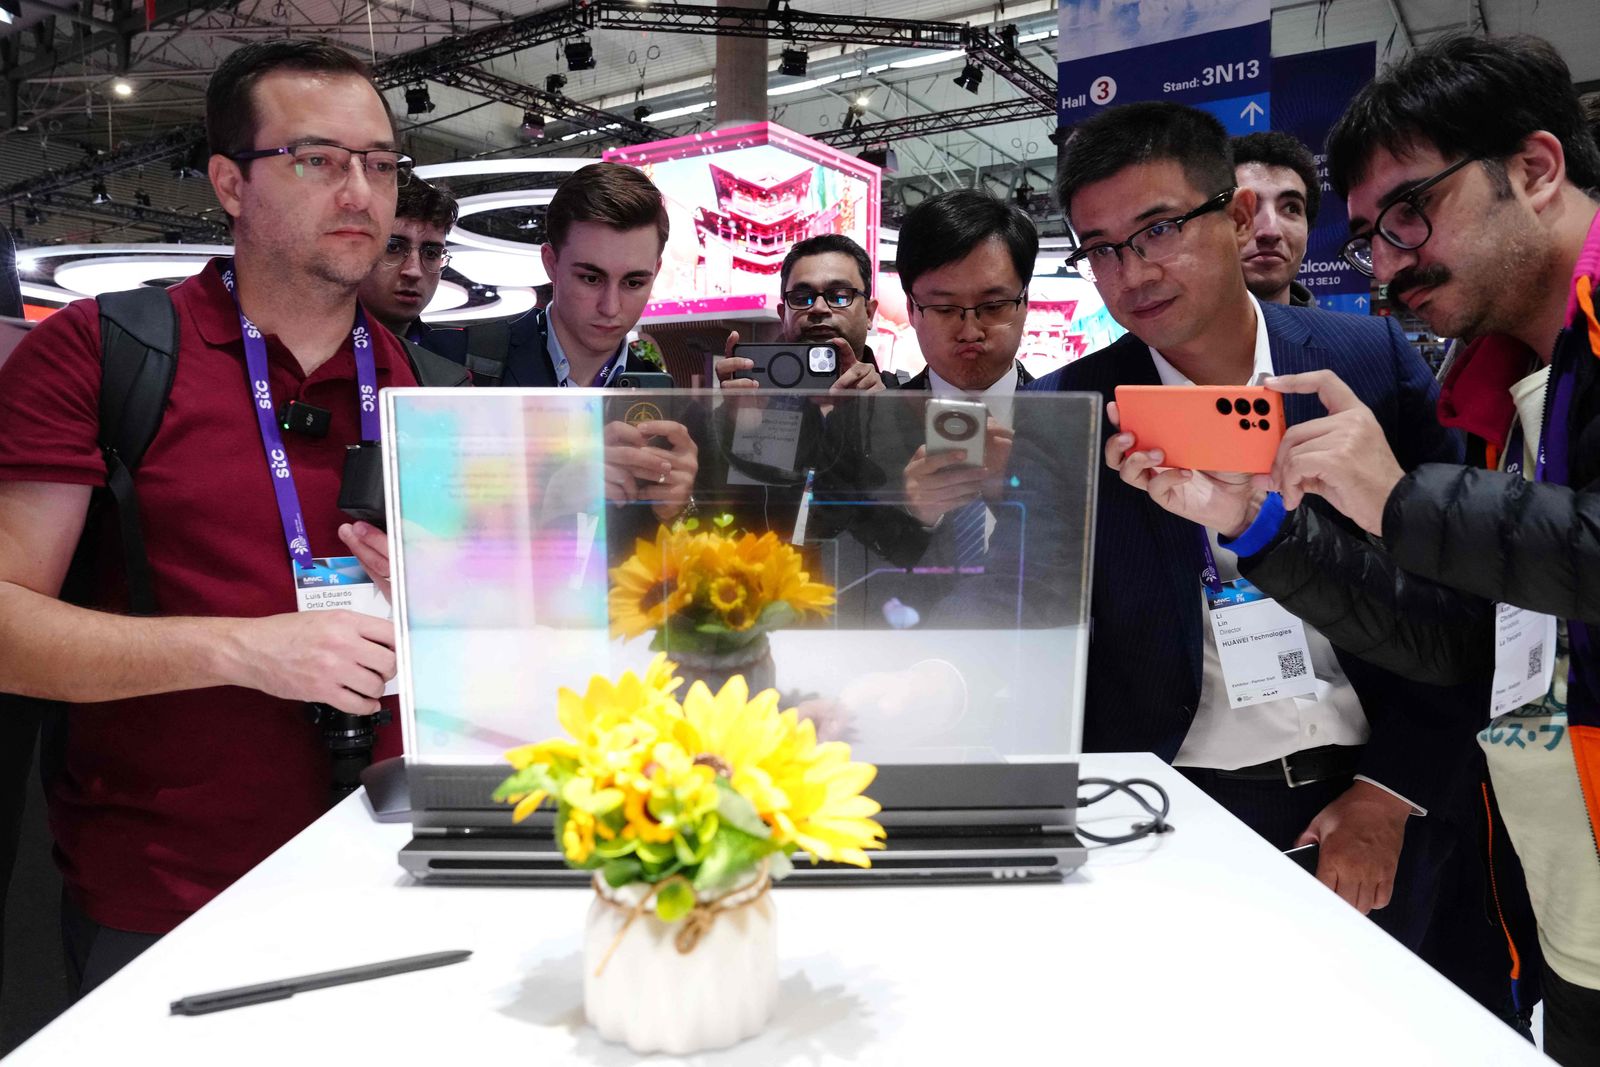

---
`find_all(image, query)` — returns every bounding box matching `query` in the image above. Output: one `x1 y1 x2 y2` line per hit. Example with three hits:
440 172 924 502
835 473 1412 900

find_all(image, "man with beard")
0 39 465 992
1107 36 1600 1062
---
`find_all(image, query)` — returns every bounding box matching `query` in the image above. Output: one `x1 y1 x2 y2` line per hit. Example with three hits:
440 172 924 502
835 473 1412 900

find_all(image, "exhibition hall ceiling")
1 0 1594 249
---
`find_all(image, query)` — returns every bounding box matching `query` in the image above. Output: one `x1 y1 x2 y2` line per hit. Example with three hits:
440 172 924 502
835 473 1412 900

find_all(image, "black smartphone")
731 342 840 389
613 371 675 389
1284 841 1320 874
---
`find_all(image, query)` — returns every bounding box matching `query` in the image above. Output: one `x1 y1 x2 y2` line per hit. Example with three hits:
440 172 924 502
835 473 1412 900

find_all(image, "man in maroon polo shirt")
0 40 416 992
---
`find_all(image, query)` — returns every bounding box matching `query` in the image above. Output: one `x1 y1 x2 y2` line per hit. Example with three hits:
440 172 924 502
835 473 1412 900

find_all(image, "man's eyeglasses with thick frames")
228 143 415 188
1339 156 1478 277
380 237 450 273
1067 188 1235 282
783 286 867 311
909 289 1029 327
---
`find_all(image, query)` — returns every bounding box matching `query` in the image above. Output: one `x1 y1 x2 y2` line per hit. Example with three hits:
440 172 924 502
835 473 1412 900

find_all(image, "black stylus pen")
169 949 472 1016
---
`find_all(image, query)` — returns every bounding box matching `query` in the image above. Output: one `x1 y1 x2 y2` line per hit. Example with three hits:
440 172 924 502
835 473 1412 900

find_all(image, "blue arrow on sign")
1356 296 1368 308
1241 100 1265 126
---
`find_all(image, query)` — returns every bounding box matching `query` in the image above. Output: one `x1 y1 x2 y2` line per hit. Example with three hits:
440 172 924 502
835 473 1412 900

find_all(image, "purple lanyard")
1198 529 1224 594
220 261 380 570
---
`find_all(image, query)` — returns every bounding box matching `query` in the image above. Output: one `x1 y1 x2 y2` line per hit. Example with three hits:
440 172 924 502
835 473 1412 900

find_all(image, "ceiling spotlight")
24 207 44 225
521 110 546 138
517 217 540 231
633 105 652 123
954 61 984 94
842 101 866 130
779 46 808 77
111 79 134 98
134 189 152 208
90 180 112 205
1047 126 1069 147
565 37 596 72
172 160 205 180
1014 181 1033 207
405 83 434 116
545 73 567 96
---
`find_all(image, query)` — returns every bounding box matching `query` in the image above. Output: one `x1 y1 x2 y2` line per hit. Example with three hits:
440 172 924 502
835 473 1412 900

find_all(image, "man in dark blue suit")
1030 102 1507 1013
428 161 676 391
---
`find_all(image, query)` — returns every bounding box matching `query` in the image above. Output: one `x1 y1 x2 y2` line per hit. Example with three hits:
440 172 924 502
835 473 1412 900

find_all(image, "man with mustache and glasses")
1033 100 1512 1014
1111 36 1600 1063
0 39 466 993
358 178 458 344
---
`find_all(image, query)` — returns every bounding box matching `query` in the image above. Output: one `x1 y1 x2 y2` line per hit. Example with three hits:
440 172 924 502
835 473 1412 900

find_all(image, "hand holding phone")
924 398 988 466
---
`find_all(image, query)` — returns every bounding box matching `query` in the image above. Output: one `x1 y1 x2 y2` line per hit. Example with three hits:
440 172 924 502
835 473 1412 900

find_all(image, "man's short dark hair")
395 179 458 232
1232 131 1322 226
206 40 393 167
780 234 873 297
1055 102 1235 223
895 190 1038 296
546 162 670 254
1327 33 1600 199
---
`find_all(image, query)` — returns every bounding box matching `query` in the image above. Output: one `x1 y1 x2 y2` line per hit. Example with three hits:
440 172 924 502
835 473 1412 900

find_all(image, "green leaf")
714 778 772 839
491 765 554 803
711 513 735 528
594 835 639 861
754 601 798 630
655 880 696 922
601 856 643 888
692 824 778 894
673 833 698 867
636 838 675 866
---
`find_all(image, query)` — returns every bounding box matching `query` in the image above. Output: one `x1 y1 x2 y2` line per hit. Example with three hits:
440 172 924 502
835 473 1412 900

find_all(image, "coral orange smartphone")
1113 385 1286 474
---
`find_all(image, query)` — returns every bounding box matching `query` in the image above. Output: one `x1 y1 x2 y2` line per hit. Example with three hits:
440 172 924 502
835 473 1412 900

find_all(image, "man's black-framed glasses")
380 236 450 273
1066 188 1235 282
909 288 1029 327
228 143 415 188
783 286 867 311
1339 156 1478 277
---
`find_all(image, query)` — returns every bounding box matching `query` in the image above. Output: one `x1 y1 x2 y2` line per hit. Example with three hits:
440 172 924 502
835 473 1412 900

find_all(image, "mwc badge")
294 555 397 696
1204 577 1317 708
1490 604 1557 716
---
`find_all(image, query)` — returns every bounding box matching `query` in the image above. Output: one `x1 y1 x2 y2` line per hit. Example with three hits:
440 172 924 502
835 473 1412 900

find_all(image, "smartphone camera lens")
1233 398 1251 416
1253 398 1271 416
1239 418 1251 430
1257 419 1271 431
807 346 838 374
1215 398 1232 415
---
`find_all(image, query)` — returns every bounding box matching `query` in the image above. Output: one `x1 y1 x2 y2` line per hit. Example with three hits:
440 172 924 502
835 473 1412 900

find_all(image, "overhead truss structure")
1 0 1057 206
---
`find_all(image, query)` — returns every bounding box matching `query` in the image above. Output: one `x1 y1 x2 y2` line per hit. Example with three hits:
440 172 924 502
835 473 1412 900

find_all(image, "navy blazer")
422 308 658 387
1029 301 1482 811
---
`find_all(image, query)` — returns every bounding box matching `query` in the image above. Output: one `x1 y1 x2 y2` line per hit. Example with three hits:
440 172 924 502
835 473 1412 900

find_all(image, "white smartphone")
924 398 988 466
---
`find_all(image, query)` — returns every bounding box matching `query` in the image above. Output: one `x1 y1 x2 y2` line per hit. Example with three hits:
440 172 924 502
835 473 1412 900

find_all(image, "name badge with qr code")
293 555 397 696
1204 577 1318 708
1490 603 1557 716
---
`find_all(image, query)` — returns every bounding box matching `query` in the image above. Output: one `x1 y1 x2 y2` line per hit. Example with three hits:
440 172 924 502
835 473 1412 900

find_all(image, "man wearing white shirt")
1031 101 1508 1015
893 190 1036 528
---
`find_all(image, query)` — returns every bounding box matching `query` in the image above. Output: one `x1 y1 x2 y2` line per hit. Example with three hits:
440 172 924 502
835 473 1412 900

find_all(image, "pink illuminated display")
605 123 879 321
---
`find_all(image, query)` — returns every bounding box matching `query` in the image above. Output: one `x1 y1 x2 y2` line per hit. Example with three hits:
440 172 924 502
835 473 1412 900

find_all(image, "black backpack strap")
96 287 179 616
460 318 511 387
400 337 471 388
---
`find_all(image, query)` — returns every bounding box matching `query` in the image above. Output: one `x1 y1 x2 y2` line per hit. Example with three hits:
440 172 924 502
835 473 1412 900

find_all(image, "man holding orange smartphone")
1030 102 1507 1014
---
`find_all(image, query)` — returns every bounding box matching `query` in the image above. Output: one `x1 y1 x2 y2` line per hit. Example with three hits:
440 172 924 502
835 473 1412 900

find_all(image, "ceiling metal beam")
590 1 964 50
811 98 1049 150
427 66 668 143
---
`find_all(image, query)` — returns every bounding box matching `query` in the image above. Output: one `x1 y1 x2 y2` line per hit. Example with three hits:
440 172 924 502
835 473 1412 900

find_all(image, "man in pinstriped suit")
1029 101 1511 1017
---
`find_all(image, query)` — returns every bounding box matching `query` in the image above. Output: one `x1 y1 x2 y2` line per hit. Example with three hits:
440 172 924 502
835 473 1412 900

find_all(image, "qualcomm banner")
1271 43 1378 314
1057 0 1271 135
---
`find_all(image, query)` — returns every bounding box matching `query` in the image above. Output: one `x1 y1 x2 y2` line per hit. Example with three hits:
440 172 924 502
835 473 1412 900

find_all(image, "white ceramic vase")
583 868 778 1055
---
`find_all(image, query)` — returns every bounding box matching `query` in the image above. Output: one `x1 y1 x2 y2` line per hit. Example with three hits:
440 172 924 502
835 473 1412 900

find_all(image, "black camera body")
337 442 386 531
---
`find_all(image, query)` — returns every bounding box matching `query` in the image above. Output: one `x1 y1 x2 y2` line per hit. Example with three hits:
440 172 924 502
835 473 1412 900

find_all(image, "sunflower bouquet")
608 523 836 656
492 655 885 919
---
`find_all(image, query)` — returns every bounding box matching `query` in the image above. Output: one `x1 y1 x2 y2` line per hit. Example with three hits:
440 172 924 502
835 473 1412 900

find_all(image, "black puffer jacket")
1236 312 1600 687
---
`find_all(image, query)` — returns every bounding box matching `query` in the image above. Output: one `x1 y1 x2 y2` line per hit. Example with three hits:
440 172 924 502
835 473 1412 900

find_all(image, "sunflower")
608 527 695 640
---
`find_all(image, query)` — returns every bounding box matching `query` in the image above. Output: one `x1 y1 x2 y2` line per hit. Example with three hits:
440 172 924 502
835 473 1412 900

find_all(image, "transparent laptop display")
383 388 1098 767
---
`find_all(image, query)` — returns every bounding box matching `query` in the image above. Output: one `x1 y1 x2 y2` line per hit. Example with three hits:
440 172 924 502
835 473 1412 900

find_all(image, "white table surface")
8 753 1549 1066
